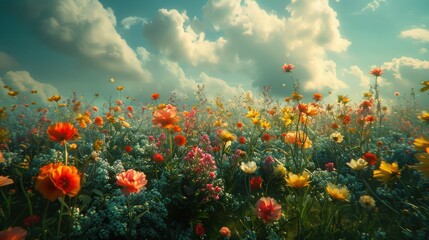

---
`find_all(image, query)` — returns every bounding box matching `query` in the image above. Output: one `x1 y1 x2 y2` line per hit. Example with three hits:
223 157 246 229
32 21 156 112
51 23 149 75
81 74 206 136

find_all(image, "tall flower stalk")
370 67 383 137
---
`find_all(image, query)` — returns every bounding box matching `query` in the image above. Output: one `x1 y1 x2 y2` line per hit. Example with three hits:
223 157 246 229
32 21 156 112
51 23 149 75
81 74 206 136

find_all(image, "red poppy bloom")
331 123 339 129
151 93 160 100
124 145 133 152
313 93 323 102
363 152 378 165
153 153 164 164
365 115 376 123
237 122 244 129
370 67 383 77
238 136 246 144
342 115 351 125
94 116 104 126
261 133 271 142
255 197 282 223
174 135 187 146
47 122 78 145
24 215 41 227
35 163 81 201
195 223 205 236
250 176 263 191
282 63 294 73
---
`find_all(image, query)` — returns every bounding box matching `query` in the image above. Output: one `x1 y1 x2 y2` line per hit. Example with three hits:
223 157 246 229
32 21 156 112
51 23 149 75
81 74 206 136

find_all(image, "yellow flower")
260 120 271 129
359 195 376 210
47 95 61 102
240 161 257 174
330 132 344 143
337 95 350 104
417 111 429 124
414 136 429 151
285 171 310 189
117 85 124 91
251 117 260 125
214 119 223 127
346 158 368 171
281 112 294 126
246 109 260 119
0 128 9 143
413 148 429 178
219 130 236 142
75 113 92 128
274 164 287 177
420 80 429 92
373 161 401 184
363 92 373 98
326 183 350 202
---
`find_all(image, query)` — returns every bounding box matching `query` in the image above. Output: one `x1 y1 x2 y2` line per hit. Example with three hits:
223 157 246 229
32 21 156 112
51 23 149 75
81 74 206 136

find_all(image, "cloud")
121 16 147 30
197 0 350 96
343 65 371 87
359 0 386 13
382 56 429 81
400 28 429 43
143 9 227 66
18 0 151 83
0 51 19 72
0 71 60 105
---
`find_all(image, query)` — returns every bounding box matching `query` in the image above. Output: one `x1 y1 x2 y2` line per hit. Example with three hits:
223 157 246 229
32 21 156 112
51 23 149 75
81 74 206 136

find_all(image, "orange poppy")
47 122 78 145
152 104 181 129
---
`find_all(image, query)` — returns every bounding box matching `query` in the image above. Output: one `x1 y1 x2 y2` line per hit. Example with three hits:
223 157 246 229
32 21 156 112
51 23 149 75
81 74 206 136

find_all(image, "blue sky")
0 0 428 107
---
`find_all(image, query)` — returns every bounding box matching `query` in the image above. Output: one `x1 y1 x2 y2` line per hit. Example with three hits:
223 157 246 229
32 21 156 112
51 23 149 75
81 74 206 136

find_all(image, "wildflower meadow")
1 66 428 239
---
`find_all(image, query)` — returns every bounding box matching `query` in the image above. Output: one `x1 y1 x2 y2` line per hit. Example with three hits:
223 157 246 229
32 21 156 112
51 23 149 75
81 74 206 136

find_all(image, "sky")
0 0 428 108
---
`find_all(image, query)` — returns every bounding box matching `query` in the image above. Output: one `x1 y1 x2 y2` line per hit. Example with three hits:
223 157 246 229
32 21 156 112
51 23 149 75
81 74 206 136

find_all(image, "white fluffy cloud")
400 28 429 43
0 71 59 105
343 65 371 87
121 16 147 30
21 0 151 82
143 9 227 66
360 0 386 13
0 51 18 72
382 56 429 81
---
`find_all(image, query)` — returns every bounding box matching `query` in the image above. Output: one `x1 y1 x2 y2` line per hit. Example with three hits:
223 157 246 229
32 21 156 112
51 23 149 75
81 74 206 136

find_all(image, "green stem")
57 197 65 238
42 201 50 240
19 172 33 215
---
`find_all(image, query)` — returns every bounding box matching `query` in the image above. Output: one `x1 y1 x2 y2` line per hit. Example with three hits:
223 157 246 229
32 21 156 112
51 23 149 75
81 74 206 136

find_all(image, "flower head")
326 183 350 202
255 197 282 223
282 63 294 73
370 67 383 77
373 161 401 184
116 169 148 196
359 195 376 210
330 132 344 143
418 111 429 124
47 122 78 145
0 226 27 240
250 176 263 191
240 161 257 174
284 131 312 148
35 163 81 201
346 158 368 171
0 176 14 187
195 223 205 236
219 227 231 237
362 152 378 165
219 130 236 142
152 104 181 129
285 171 310 189
174 134 187 146
413 148 429 178
420 80 429 92
151 92 160 100
414 136 429 151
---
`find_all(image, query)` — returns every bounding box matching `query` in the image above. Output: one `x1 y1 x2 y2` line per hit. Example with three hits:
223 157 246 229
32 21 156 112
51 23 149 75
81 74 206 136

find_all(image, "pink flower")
116 169 148 196
219 227 231 237
282 63 294 73
255 197 282 223
370 67 383 77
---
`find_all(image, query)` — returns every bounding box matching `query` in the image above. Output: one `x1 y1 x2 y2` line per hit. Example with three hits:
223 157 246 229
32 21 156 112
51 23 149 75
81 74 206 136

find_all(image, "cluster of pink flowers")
184 146 222 201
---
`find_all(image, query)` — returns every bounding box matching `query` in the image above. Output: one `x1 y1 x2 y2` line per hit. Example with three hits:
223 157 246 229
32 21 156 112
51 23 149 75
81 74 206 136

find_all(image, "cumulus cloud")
0 71 60 105
0 51 19 72
382 56 429 81
400 28 429 43
196 0 350 96
359 0 386 13
143 9 227 66
343 65 371 87
121 16 147 30
18 0 151 82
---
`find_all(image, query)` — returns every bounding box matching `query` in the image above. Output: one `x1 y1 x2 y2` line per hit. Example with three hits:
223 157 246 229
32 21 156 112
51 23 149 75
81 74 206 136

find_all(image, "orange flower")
370 67 383 77
284 131 312 148
116 169 148 196
0 175 14 187
35 163 81 201
75 112 92 128
47 122 78 145
116 85 124 91
0 226 27 240
8 91 19 97
151 92 160 100
152 104 181 129
47 95 61 102
94 116 104 126
313 93 323 102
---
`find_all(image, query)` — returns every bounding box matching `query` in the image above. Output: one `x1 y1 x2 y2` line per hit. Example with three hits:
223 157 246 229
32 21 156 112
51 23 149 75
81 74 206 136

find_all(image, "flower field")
1 67 429 239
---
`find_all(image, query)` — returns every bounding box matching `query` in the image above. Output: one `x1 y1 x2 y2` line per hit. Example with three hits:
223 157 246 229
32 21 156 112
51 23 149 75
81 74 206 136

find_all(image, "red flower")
94 116 104 126
261 133 271 142
23 215 40 227
47 122 78 145
238 136 246 144
331 123 339 129
370 67 383 77
174 134 187 146
363 152 378 165
151 93 160 100
195 223 205 236
365 115 376 123
313 93 323 102
35 163 81 201
236 122 244 128
250 176 263 191
255 197 282 223
325 162 336 172
0 227 27 240
342 115 351 125
124 145 133 153
219 227 231 237
153 153 164 164
282 63 294 73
